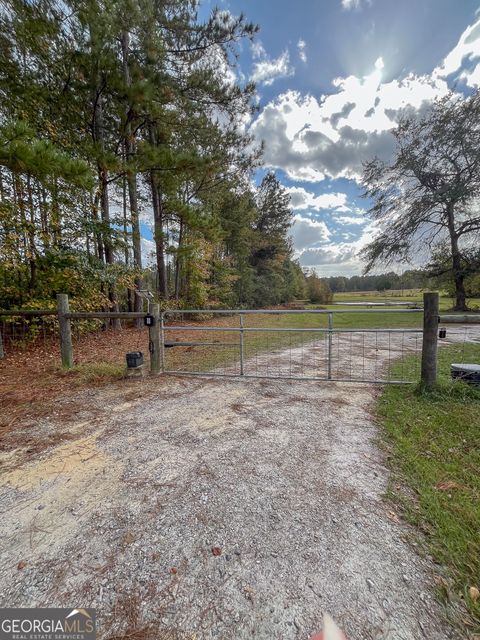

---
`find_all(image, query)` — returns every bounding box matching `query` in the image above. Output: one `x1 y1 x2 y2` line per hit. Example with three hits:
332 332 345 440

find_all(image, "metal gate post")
159 311 165 373
327 312 333 380
239 313 245 375
148 302 161 375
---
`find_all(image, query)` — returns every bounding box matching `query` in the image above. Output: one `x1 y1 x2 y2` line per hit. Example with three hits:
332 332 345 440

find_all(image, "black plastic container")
126 351 144 368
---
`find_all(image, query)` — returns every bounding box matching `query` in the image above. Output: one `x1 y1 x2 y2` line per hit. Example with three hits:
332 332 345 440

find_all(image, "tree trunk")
122 171 134 313
452 256 467 311
91 190 104 262
121 30 144 325
446 203 468 311
39 185 49 248
174 217 184 300
26 175 37 290
15 174 36 291
98 166 112 264
51 177 61 246
93 80 120 328
149 125 168 298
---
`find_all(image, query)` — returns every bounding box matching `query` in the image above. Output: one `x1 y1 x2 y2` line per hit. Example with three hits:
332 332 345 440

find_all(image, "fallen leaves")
469 586 480 602
386 509 400 523
243 585 255 603
211 547 222 556
434 481 465 491
123 531 136 545
17 560 27 570
434 574 450 598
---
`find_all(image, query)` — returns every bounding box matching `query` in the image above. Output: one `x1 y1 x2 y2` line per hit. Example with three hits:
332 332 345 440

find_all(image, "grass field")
379 345 480 632
332 289 480 311
333 289 424 301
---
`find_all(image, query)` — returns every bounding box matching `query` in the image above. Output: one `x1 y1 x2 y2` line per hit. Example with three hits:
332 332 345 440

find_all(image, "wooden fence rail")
65 312 145 320
0 309 56 316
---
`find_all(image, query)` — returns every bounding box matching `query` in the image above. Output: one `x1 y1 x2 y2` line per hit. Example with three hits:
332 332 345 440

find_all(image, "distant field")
332 290 480 311
334 289 424 301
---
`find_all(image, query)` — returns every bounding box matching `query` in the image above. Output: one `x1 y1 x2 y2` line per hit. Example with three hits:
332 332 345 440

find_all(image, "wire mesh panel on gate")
161 309 424 384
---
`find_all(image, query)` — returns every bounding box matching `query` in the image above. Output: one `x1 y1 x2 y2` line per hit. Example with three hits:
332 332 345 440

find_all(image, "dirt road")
0 334 472 639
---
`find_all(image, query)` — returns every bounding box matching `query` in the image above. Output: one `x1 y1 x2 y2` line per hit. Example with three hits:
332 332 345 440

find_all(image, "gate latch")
144 313 155 327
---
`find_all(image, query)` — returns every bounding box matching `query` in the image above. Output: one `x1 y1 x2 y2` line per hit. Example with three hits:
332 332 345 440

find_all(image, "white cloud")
434 18 480 80
342 0 359 8
300 246 355 266
334 215 366 225
341 0 370 10
296 221 380 276
141 238 156 266
287 186 349 211
460 62 480 87
249 17 480 275
290 214 331 250
250 49 294 86
297 39 307 63
250 56 450 181
251 40 266 60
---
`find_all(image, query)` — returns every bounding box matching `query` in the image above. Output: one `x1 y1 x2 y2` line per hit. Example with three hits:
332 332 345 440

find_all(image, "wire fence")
69 319 150 368
0 314 149 368
0 314 58 355
438 324 480 364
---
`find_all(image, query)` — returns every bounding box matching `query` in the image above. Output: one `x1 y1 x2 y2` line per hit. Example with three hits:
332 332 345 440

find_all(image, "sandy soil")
1 330 478 639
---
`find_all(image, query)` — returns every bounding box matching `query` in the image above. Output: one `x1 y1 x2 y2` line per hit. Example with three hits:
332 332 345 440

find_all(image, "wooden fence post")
420 291 439 388
149 302 161 375
57 293 73 369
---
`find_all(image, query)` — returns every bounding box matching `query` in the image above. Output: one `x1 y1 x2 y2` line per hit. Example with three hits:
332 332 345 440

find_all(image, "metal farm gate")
160 309 424 384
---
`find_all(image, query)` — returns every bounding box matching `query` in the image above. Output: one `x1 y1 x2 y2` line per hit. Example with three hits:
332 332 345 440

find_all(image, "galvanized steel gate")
160 309 424 384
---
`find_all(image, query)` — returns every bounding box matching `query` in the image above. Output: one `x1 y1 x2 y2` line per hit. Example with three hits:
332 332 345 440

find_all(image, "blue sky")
143 1 480 275
225 0 480 275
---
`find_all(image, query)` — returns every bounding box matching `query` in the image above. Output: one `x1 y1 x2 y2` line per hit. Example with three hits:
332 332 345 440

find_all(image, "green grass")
378 344 480 632
333 288 424 301
332 289 480 312
65 362 125 384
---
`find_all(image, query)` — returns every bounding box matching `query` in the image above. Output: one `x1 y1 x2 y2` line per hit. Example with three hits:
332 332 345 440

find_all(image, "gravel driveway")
1 332 472 640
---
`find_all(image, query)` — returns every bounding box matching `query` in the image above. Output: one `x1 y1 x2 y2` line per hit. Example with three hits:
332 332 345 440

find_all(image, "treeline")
325 270 433 294
0 0 305 312
326 269 480 297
